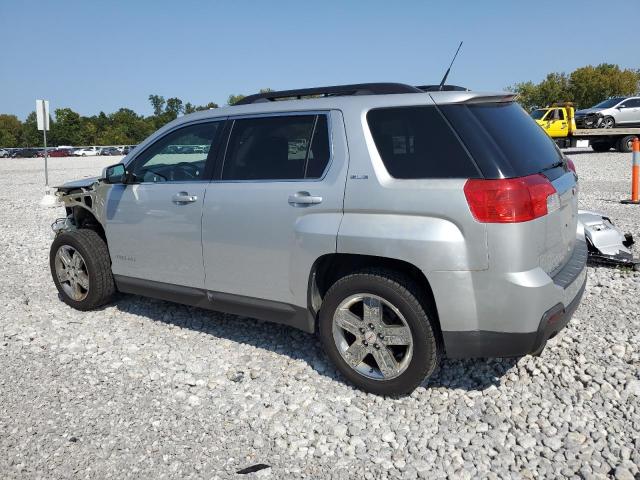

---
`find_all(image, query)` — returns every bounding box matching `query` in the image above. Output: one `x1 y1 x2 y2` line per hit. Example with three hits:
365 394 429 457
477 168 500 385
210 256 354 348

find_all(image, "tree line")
1 65 639 148
507 63 639 111
0 91 262 149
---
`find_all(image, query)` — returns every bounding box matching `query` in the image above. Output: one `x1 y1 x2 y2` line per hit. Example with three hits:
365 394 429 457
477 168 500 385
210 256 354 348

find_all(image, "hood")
575 108 602 116
55 176 100 192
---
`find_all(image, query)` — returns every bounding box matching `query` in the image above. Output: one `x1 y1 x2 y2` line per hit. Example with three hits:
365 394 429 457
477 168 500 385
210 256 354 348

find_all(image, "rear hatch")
437 99 578 275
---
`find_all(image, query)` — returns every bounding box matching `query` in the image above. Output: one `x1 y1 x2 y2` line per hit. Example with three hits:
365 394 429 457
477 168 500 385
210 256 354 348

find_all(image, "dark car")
11 148 40 158
101 147 121 156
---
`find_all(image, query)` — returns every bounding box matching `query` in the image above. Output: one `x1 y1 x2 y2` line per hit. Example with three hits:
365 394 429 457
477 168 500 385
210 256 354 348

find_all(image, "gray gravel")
1 150 639 479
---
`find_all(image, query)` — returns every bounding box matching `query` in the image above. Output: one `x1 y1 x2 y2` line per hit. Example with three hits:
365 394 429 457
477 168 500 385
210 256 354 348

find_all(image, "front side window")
545 109 561 121
129 121 222 183
222 114 330 180
621 98 640 108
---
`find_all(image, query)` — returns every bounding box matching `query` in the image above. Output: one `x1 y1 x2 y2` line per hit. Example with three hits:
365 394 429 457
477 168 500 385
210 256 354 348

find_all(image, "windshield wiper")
541 160 564 172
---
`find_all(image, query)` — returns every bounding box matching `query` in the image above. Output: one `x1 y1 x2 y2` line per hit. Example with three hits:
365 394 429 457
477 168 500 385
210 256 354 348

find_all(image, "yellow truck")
532 104 640 152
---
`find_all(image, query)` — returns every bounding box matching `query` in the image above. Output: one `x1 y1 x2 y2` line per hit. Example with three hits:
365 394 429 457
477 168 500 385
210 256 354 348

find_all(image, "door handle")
288 191 323 206
172 192 198 204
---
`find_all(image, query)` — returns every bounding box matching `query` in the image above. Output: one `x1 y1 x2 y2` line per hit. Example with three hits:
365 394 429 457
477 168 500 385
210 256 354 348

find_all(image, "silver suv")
50 83 587 395
575 96 640 128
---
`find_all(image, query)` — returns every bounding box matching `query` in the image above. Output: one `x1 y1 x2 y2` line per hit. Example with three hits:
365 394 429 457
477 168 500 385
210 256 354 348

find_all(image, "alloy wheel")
332 294 413 380
54 245 90 301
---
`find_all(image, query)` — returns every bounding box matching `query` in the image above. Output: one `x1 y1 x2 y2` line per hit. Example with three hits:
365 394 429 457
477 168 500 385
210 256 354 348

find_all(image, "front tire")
319 269 439 395
50 229 115 310
601 116 615 129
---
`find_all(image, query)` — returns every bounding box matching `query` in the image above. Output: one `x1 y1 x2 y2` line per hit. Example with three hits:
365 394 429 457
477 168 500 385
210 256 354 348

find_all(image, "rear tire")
617 135 636 153
591 141 613 152
50 229 115 311
319 269 439 395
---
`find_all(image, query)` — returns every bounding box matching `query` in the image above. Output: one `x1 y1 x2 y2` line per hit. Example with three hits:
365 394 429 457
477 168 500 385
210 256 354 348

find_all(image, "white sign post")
37 99 56 207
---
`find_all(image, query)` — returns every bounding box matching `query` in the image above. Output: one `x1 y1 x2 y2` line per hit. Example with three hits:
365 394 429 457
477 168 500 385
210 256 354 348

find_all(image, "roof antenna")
438 41 463 91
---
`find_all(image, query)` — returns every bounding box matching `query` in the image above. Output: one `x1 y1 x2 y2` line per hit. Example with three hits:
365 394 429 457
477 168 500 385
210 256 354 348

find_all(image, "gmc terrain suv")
50 83 587 395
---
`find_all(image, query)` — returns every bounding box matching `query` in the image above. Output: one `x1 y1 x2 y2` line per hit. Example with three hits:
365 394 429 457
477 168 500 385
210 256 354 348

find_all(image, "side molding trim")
114 275 316 333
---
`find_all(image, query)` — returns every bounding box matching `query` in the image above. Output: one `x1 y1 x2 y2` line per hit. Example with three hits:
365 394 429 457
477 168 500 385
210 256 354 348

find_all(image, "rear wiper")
541 160 564 172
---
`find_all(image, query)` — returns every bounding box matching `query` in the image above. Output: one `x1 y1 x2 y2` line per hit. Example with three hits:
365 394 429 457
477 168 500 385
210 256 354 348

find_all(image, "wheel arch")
67 204 107 244
308 253 443 344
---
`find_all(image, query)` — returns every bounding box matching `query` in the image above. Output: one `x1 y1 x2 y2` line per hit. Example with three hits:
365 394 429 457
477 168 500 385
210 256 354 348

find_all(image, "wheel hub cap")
364 330 377 344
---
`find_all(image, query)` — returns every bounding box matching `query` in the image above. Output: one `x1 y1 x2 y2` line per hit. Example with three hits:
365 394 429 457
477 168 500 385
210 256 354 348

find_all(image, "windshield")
592 97 624 109
531 109 548 120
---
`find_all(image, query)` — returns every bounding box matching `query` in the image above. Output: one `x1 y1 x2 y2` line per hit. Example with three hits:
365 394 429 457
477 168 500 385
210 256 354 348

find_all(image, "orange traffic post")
621 137 640 205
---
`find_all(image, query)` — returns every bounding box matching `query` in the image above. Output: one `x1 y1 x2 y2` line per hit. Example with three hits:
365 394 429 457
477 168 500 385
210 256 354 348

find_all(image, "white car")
73 147 101 157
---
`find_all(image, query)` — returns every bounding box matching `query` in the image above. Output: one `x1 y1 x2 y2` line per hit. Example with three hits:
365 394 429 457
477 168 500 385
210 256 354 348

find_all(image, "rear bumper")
442 276 585 358
437 239 588 359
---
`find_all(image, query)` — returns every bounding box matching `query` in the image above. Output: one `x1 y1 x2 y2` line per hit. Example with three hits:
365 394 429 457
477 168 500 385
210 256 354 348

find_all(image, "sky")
1 0 638 120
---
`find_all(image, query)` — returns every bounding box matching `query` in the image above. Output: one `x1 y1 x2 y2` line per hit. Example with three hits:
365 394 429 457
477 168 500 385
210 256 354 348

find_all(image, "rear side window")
222 114 331 180
367 107 480 179
439 102 563 179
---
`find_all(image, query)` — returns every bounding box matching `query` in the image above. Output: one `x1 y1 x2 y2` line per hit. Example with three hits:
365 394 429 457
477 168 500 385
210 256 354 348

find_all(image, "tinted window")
367 106 479 179
130 122 221 182
222 114 330 180
440 102 563 179
622 98 640 108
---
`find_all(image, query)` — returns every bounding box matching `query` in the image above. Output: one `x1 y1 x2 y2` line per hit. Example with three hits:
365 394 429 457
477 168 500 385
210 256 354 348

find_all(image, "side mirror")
618 104 626 109
102 163 126 184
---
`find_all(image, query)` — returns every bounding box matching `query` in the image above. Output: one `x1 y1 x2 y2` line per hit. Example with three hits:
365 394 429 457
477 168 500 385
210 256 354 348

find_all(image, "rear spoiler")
429 92 517 105
460 94 517 104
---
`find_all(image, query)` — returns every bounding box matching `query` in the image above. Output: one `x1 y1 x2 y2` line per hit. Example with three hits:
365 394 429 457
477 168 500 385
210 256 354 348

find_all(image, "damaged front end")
578 210 639 270
51 176 105 236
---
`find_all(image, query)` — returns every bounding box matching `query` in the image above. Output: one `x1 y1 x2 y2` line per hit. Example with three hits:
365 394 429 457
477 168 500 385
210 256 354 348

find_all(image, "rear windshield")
439 102 563 178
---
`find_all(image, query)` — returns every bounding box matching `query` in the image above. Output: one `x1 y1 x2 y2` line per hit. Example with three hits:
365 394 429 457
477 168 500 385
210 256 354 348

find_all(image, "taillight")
566 158 576 173
463 174 557 223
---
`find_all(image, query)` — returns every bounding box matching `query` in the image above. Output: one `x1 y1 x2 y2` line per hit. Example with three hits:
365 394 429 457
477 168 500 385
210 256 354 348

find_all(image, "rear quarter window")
367 106 481 179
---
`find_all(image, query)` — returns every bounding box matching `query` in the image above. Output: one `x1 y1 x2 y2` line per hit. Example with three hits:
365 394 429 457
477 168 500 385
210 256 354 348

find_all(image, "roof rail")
416 84 469 92
235 83 423 105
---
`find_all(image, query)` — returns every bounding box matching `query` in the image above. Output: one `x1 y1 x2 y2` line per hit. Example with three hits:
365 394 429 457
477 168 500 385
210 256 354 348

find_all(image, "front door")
202 111 348 307
544 108 567 137
616 98 640 125
104 120 225 288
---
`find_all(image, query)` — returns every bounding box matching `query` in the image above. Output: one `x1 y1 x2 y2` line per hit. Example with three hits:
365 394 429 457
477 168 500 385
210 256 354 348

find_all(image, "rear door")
104 120 225 288
202 111 347 307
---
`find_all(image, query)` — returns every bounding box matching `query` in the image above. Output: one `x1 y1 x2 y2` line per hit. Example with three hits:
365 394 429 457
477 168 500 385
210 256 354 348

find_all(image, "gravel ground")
1 150 639 479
